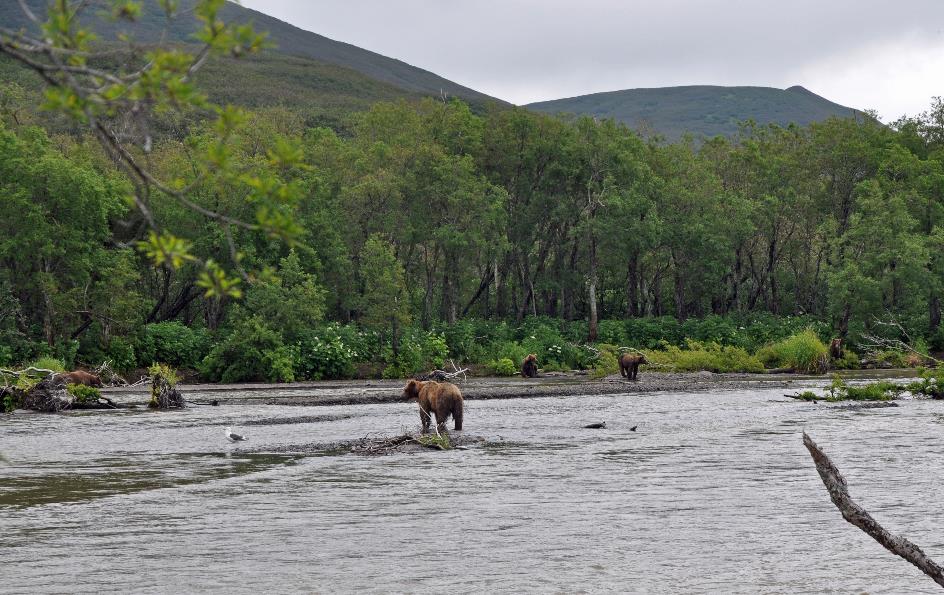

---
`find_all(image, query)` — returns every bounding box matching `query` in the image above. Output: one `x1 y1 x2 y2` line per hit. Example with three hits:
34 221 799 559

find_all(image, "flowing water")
2 381 943 594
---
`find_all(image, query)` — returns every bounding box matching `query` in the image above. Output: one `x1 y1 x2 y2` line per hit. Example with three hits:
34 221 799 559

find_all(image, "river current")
2 382 942 593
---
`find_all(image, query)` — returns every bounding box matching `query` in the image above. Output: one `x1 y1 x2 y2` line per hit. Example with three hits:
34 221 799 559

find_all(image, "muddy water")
2 383 943 594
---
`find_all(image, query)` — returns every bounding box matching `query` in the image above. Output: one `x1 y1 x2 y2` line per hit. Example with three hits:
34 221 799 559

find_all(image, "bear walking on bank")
59 370 103 387
402 379 464 433
619 353 647 381
521 353 538 378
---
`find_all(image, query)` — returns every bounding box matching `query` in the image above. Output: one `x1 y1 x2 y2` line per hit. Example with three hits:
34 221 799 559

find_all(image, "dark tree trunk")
205 296 226 331
626 252 640 317
837 302 852 340
588 233 599 342
931 295 941 334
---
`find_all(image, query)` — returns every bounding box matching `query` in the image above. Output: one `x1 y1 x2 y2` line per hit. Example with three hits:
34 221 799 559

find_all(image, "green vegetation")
527 85 862 141
28 358 66 373
905 369 944 399
2 3 944 384
148 364 180 388
792 375 904 402
2 0 501 111
489 358 519 377
66 383 102 404
756 329 829 374
647 341 764 373
416 433 451 450
148 363 183 409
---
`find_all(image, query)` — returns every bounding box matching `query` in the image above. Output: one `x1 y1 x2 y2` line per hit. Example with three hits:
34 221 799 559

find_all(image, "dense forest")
2 3 944 383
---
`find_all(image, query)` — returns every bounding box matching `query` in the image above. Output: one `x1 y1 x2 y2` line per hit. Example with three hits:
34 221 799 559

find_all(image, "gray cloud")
240 0 944 120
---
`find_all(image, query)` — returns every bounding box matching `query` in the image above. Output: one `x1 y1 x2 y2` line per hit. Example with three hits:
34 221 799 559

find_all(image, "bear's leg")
453 401 463 431
630 363 638 380
420 407 431 433
434 407 449 434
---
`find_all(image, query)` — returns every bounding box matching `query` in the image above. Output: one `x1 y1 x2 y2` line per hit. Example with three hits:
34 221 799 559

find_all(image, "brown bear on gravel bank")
59 370 103 387
402 379 463 433
521 353 538 378
619 353 648 381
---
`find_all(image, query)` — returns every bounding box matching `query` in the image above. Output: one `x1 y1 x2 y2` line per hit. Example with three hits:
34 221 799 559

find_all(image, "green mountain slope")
1 0 504 109
526 85 863 139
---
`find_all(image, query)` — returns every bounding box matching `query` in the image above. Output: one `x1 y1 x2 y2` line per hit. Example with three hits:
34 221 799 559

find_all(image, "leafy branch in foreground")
0 0 303 297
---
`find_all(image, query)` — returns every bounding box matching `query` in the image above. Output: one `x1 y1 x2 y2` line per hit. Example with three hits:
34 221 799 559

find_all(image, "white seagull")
224 426 247 442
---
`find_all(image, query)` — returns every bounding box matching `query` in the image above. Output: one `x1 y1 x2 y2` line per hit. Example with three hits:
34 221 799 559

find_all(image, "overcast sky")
240 0 944 121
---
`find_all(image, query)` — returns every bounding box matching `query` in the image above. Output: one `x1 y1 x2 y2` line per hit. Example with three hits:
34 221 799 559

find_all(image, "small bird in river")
629 425 638 432
224 426 247 442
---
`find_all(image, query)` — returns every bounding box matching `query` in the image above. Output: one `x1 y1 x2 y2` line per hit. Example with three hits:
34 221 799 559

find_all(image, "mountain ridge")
1 0 505 109
526 84 863 139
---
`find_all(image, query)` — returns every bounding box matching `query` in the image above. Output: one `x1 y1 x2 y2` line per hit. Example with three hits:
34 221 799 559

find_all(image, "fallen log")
802 431 944 588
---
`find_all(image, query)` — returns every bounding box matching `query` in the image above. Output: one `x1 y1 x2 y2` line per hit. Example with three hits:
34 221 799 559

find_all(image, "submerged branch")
802 431 944 588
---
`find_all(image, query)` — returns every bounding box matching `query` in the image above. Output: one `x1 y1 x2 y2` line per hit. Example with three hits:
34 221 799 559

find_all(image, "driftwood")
348 432 450 455
419 360 468 382
860 315 941 367
802 432 944 588
149 374 185 409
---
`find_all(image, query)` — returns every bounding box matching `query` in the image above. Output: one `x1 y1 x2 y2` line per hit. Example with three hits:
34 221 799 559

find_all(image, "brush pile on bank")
1 368 119 412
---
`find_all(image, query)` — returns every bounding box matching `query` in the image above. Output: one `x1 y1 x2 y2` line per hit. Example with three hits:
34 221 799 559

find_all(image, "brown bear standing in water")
829 338 843 360
59 370 103 387
619 353 648 381
521 353 538 378
402 379 464 433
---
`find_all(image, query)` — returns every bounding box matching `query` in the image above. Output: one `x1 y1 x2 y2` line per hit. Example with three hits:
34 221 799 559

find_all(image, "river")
2 381 942 593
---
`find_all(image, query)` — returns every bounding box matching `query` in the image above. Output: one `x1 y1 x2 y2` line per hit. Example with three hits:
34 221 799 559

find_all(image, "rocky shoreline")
96 370 851 408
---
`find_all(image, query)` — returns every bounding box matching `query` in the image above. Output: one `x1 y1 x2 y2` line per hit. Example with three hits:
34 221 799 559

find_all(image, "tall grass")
646 340 764 373
756 329 829 374
28 357 66 372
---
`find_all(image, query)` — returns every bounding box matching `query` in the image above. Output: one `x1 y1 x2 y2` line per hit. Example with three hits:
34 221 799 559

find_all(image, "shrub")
647 340 764 373
29 356 66 372
489 358 518 377
295 331 355 380
875 350 908 368
488 340 528 367
756 329 829 374
421 333 449 369
148 363 180 387
262 346 295 383
200 317 294 383
382 343 424 379
590 344 621 379
824 375 901 401
831 349 860 370
845 381 902 401
137 322 210 369
381 331 451 379
148 363 185 408
595 321 628 346
105 337 137 372
791 376 902 402
906 368 944 399
67 383 101 404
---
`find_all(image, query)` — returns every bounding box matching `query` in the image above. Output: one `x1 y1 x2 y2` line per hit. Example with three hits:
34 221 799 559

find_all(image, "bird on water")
224 426 247 442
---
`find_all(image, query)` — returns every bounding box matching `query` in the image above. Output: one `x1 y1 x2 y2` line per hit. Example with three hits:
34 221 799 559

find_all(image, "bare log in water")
802 432 944 588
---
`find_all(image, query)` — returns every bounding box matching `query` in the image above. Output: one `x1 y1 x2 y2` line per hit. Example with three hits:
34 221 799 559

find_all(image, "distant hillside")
2 0 504 110
526 85 863 140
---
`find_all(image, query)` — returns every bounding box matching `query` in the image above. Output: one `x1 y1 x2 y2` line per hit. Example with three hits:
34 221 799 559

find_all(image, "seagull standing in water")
224 426 247 442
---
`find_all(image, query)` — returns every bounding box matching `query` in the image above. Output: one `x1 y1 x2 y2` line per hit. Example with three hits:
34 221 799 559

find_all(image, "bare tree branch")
803 431 944 588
